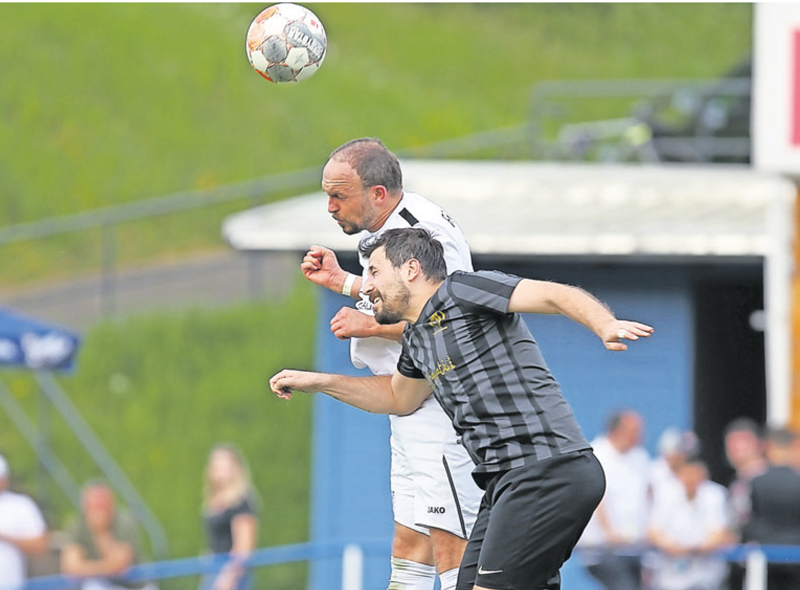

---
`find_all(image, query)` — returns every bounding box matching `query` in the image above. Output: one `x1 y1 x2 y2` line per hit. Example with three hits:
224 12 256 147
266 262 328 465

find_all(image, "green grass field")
0 3 754 588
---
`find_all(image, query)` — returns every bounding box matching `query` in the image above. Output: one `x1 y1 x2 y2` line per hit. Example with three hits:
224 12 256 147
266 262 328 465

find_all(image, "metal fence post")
744 548 767 590
341 544 363 590
101 221 117 318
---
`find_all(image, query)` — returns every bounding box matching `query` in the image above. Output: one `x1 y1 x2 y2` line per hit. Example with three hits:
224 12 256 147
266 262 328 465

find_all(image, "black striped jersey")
397 270 591 479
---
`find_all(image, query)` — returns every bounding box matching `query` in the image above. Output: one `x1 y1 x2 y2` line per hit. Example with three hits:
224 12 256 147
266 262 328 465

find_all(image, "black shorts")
457 450 605 590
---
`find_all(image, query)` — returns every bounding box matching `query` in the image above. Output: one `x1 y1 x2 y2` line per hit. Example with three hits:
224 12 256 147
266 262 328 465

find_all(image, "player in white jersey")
300 138 482 590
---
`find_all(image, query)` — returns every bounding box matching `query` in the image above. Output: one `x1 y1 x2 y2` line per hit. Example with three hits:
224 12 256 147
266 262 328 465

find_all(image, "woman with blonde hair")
199 444 259 590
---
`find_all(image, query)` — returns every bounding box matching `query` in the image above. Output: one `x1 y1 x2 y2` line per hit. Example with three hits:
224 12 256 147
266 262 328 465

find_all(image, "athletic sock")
387 556 437 590
438 567 459 590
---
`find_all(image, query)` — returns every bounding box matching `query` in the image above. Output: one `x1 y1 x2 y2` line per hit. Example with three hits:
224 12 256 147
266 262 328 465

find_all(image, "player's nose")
327 197 338 213
362 276 374 294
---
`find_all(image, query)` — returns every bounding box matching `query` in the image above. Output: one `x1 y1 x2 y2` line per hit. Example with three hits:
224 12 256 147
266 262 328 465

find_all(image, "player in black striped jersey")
271 227 653 590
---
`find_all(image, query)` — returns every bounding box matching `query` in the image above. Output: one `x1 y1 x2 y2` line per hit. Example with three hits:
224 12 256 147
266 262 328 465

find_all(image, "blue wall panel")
310 264 695 590
310 289 394 590
522 268 695 450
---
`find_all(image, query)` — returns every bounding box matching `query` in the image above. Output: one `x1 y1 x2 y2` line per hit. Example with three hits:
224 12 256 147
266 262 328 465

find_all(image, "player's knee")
429 530 468 572
392 525 434 564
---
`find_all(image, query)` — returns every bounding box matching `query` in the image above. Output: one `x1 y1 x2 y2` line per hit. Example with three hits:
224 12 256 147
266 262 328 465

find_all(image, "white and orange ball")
246 3 327 84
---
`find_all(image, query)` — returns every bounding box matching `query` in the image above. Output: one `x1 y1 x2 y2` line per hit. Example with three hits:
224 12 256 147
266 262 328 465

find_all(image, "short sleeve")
114 511 145 559
448 270 522 314
14 496 47 537
229 496 257 518
397 342 425 380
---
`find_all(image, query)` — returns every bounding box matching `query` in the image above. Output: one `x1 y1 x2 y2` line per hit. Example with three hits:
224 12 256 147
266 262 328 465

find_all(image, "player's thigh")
391 427 430 536
398 401 482 538
428 526 469 572
470 452 605 590
456 494 491 590
392 522 434 565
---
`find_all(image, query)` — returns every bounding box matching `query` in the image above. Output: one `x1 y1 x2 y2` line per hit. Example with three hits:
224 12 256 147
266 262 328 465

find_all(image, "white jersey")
350 191 473 375
0 490 47 588
579 435 651 546
648 480 729 590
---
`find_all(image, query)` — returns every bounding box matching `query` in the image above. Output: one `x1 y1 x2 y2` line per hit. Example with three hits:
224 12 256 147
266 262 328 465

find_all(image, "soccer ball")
245 3 327 84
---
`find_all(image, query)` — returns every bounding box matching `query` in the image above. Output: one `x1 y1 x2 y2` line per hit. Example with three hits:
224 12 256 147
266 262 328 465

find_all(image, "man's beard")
340 221 361 235
373 284 411 325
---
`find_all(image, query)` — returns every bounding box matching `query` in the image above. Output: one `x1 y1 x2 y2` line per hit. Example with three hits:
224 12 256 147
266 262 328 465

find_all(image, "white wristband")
341 273 357 296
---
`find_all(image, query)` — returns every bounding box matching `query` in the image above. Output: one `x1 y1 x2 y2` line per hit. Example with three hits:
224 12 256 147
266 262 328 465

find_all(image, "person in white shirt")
647 457 733 590
649 428 700 506
300 138 482 590
0 453 49 590
578 410 650 590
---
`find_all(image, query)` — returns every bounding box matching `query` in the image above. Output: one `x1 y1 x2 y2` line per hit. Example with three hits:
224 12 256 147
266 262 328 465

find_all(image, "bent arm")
364 316 405 342
214 513 258 589
330 308 406 342
60 539 135 577
508 279 653 351
269 370 431 415
230 513 258 555
0 531 48 556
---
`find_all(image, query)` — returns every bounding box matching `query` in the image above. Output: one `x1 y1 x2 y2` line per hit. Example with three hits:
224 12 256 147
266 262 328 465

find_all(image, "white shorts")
390 396 482 539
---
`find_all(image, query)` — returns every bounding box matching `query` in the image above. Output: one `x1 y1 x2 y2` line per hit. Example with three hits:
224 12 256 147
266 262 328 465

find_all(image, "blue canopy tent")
0 306 168 557
0 306 80 371
0 306 83 509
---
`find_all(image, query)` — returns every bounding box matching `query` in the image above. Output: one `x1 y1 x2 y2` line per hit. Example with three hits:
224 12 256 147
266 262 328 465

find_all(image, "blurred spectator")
578 410 650 590
742 427 800 590
647 457 732 590
0 453 49 590
199 444 259 590
790 429 800 472
724 417 766 533
60 481 156 590
649 428 700 504
723 417 766 590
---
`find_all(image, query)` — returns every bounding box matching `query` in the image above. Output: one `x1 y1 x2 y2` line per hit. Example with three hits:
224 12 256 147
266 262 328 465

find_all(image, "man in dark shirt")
743 427 800 590
60 482 153 590
270 227 654 590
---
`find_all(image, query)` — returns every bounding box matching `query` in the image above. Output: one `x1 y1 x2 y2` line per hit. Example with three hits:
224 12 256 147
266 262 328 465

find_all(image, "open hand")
602 321 654 351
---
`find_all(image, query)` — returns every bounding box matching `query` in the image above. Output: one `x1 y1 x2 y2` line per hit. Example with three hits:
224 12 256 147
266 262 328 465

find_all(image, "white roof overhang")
222 160 794 260
222 160 796 427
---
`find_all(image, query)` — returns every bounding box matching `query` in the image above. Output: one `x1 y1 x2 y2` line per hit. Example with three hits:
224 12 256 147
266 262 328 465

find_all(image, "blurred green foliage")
0 3 752 286
0 280 316 589
1 3 751 223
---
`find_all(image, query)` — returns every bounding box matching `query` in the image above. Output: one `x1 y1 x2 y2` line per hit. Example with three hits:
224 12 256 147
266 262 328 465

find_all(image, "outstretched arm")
508 279 653 351
269 370 431 415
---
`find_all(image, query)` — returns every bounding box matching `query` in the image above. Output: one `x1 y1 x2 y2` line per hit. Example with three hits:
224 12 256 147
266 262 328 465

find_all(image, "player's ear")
406 259 421 281
372 185 388 203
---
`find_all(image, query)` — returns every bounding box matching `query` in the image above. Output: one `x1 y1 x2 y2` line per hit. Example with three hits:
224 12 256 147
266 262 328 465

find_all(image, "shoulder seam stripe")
399 208 419 226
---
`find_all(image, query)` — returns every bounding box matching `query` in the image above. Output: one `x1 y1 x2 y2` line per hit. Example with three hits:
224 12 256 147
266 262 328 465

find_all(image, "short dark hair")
359 227 447 282
724 417 762 439
766 426 798 448
606 409 636 433
329 138 403 192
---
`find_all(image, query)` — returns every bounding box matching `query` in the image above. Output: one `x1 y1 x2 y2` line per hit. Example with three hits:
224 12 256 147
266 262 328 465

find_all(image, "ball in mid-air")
246 3 327 84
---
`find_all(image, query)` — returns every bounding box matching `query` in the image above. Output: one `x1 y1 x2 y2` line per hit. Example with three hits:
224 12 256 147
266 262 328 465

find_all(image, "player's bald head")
329 138 403 193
